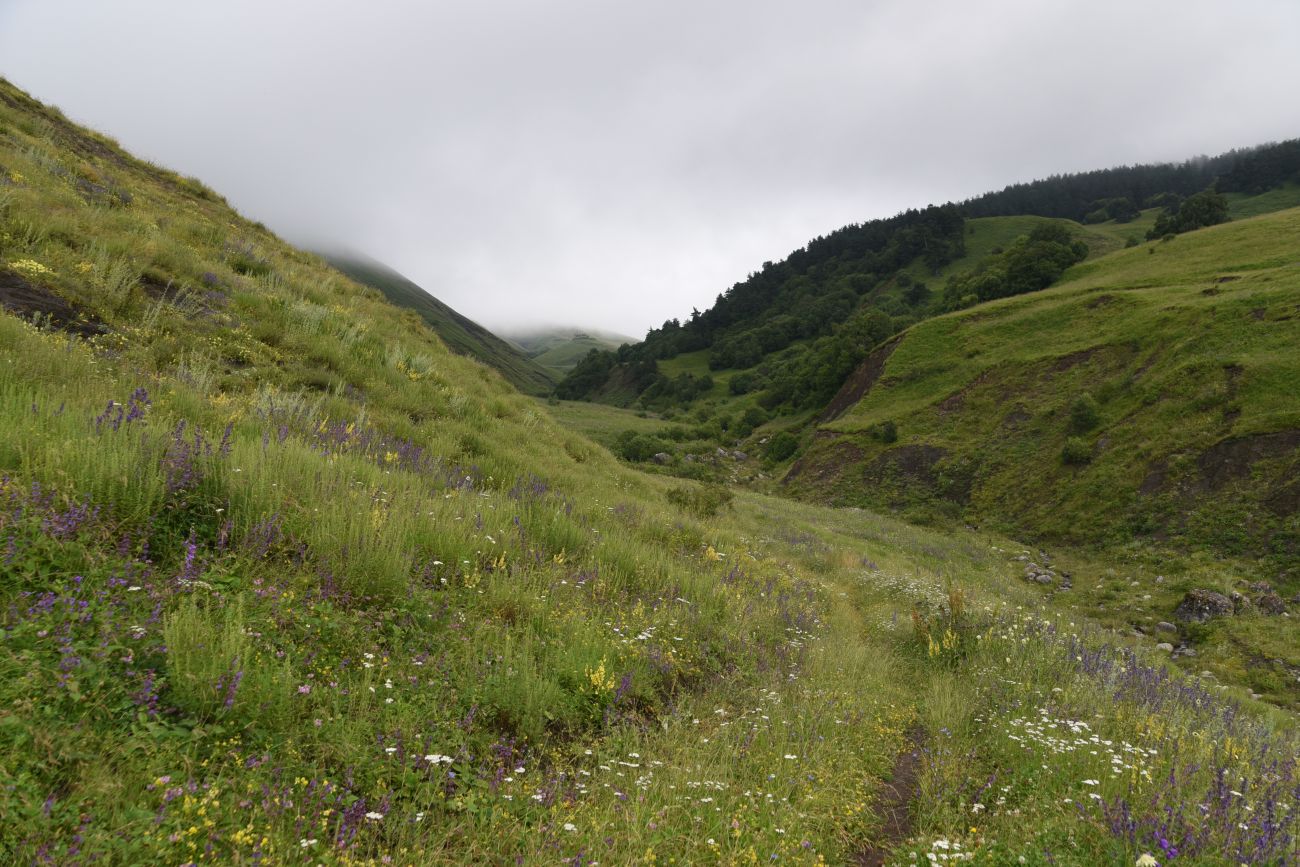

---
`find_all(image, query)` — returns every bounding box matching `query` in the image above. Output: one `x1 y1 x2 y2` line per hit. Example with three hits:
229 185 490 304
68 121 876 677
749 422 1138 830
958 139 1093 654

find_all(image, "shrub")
765 431 799 462
909 586 980 667
1061 436 1092 465
666 483 734 518
1068 393 1100 433
615 431 668 462
870 420 898 443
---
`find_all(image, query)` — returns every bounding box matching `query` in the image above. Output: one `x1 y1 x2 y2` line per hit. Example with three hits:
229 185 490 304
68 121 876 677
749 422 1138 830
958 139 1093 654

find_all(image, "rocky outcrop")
1173 589 1235 623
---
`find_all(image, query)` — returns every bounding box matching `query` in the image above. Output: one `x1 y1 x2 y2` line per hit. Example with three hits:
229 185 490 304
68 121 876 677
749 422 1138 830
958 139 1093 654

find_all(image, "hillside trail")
816 563 929 866
853 724 926 866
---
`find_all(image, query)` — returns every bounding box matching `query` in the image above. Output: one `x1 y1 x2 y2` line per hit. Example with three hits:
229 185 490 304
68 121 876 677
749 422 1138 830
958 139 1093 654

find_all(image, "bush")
666 483 734 518
1068 393 1100 433
870 420 898 443
1061 436 1092 465
765 431 799 462
909 586 980 668
615 431 668 462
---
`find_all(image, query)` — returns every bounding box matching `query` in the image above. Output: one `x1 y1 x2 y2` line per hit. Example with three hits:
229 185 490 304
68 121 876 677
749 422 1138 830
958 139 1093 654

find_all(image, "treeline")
964 138 1300 223
556 136 1300 423
557 205 966 409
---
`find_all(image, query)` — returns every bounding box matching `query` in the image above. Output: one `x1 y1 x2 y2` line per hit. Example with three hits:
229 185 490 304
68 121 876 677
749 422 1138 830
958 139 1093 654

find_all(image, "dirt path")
855 725 925 866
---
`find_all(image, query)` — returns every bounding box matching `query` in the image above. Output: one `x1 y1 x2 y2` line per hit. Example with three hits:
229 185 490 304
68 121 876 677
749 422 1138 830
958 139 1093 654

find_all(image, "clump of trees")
1146 189 1230 239
555 205 966 411
942 223 1088 309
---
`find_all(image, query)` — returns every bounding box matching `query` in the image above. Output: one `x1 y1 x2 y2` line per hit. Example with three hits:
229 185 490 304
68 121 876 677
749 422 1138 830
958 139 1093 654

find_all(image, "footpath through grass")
2 75 1298 865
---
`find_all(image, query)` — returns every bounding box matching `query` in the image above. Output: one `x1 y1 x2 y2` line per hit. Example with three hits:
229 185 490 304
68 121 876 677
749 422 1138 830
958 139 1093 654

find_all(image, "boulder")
1255 592 1287 615
1173 589 1234 623
651 452 672 465
1155 621 1178 633
1156 642 1174 652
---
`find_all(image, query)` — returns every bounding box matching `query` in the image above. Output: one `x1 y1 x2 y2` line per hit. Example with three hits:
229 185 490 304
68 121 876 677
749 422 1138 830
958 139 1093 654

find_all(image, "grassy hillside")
790 207 1300 561
324 254 557 396
3 77 1300 866
506 327 635 375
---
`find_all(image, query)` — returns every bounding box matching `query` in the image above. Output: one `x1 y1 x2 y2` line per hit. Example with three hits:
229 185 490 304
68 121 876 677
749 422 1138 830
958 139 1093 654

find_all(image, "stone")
1255 592 1287 615
1034 574 1053 585
1173 589 1234 623
651 452 671 465
1155 621 1178 633
1156 642 1174 652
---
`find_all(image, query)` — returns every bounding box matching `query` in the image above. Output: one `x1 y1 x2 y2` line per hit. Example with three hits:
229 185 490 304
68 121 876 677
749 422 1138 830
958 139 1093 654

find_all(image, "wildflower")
365 811 384 821
563 823 577 832
300 838 318 848
1136 856 1158 867
9 258 56 278
297 685 311 694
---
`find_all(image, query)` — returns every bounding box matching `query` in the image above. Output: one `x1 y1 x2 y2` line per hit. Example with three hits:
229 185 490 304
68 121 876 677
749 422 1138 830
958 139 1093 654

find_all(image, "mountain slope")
787 207 1300 567
4 76 1300 866
505 326 635 375
0 74 944 865
323 253 557 395
556 139 1300 441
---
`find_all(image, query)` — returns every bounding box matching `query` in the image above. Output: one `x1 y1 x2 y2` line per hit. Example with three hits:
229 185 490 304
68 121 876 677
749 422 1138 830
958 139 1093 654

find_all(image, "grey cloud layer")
2 0 1297 334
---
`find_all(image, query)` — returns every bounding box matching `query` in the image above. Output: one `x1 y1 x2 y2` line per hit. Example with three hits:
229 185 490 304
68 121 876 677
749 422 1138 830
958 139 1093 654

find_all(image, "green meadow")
1 76 1298 866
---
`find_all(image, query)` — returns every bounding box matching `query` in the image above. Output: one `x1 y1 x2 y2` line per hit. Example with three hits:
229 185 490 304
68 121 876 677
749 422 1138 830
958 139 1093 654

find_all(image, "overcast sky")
2 1 1298 336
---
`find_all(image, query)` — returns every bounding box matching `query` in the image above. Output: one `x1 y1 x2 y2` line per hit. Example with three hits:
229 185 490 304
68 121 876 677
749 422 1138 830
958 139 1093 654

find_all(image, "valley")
1 74 1298 865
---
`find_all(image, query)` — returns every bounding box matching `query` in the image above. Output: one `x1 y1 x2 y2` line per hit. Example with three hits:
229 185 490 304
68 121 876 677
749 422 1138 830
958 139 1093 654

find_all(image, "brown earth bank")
820 335 903 422
0 268 106 337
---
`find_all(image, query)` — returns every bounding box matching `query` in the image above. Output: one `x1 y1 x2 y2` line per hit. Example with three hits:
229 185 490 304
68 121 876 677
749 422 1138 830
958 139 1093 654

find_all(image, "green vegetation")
2 75 1300 866
324 254 557 395
556 205 967 415
1146 189 1231 240
801 207 1300 558
505 327 635 375
554 139 1300 473
941 222 1089 309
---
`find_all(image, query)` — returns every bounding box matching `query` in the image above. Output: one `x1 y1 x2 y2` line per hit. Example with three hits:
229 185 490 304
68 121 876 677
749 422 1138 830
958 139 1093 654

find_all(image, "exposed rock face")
0 269 108 337
1173 589 1234 623
819 335 902 423
1252 586 1288 615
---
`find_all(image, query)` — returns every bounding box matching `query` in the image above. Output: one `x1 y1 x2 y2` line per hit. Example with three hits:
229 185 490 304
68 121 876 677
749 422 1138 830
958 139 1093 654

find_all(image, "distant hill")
503 327 635 375
556 139 1300 425
322 253 557 395
787 206 1300 565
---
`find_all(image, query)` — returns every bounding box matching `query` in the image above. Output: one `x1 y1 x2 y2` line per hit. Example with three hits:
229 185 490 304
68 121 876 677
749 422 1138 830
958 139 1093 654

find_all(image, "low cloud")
3 0 1297 335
